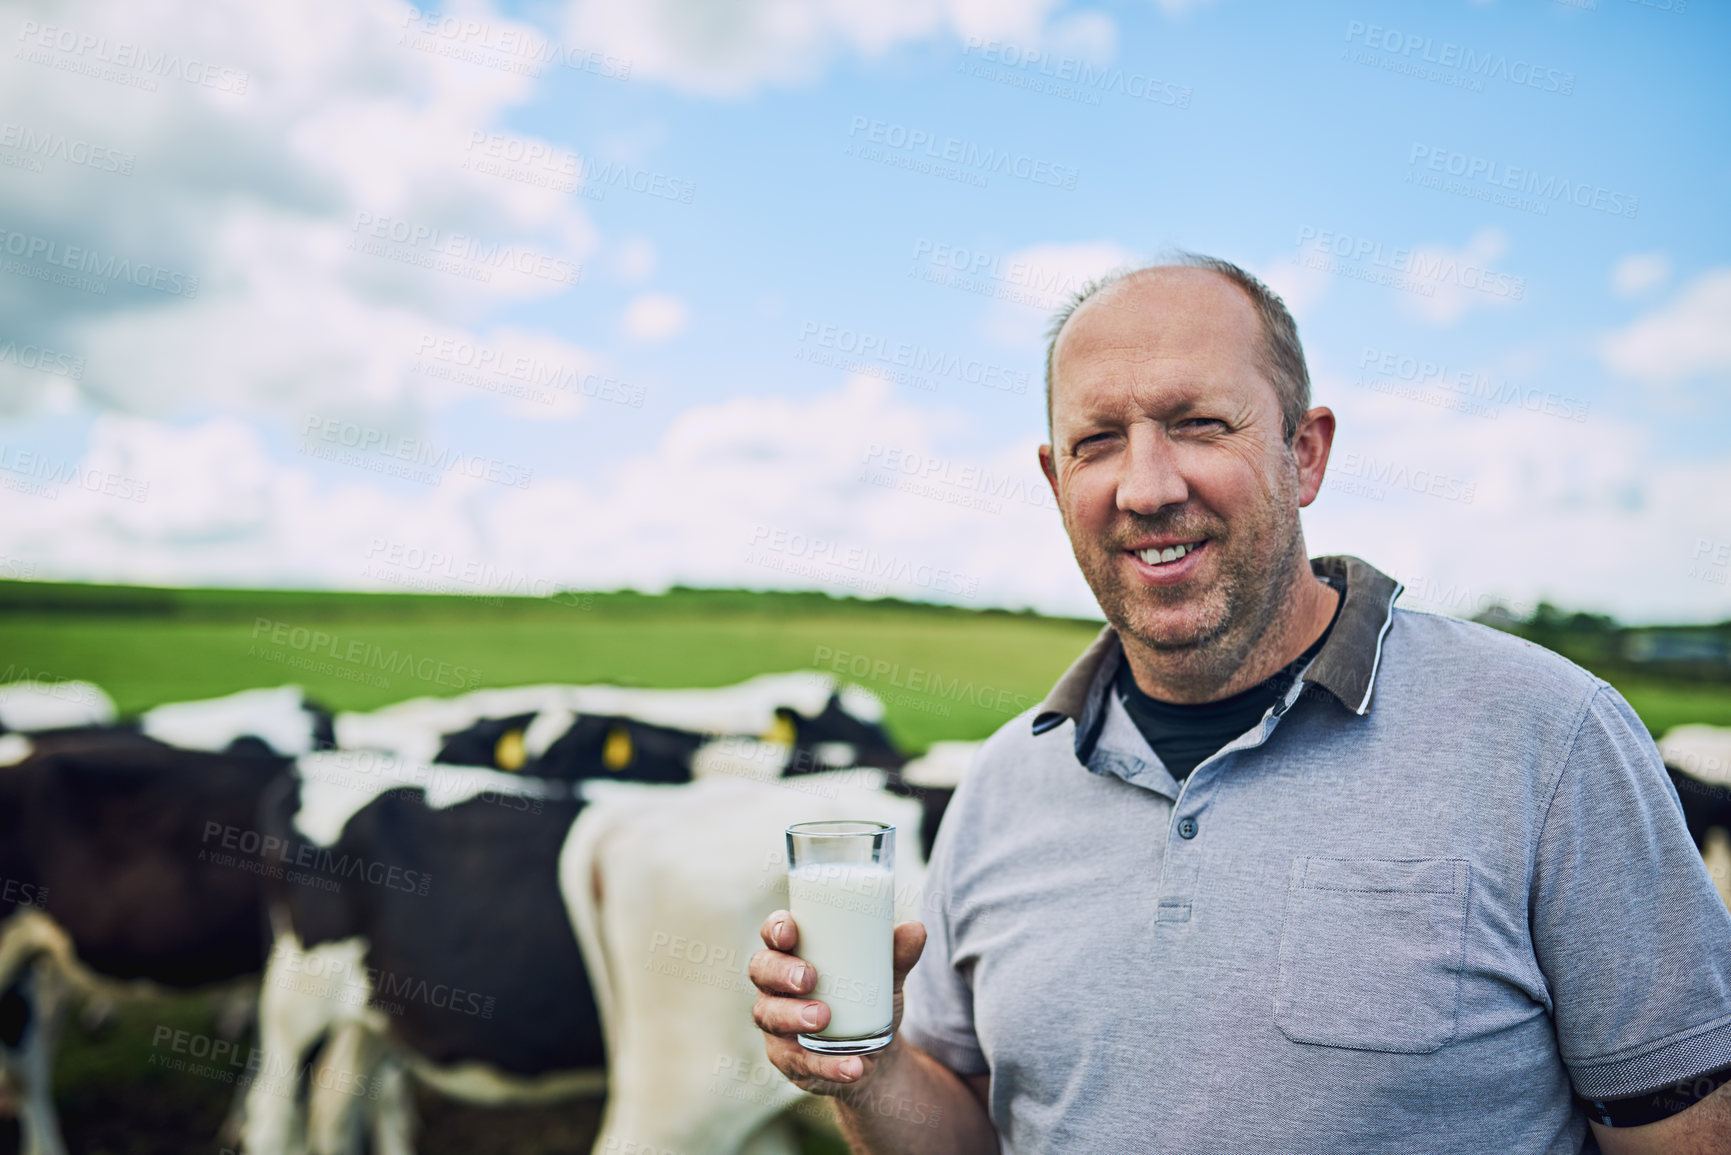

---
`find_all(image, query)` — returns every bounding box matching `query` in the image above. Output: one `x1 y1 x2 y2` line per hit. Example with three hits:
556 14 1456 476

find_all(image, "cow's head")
779 691 904 777
529 715 706 784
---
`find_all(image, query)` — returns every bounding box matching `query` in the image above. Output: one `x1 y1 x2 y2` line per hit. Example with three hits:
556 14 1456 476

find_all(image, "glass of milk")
785 820 896 1054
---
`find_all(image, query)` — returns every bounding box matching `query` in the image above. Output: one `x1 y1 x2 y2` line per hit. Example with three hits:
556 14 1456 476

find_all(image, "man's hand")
749 910 926 1092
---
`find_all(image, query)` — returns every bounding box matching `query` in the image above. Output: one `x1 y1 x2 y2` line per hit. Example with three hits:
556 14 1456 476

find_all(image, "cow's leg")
306 1022 407 1155
1705 826 1731 910
368 1056 416 1155
243 935 369 1155
2 960 70 1155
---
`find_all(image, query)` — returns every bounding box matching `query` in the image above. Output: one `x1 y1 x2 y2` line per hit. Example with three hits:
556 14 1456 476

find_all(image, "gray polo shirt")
902 555 1731 1154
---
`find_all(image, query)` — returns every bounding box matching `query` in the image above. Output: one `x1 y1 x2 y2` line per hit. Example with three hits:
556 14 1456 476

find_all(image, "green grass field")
1 580 1726 742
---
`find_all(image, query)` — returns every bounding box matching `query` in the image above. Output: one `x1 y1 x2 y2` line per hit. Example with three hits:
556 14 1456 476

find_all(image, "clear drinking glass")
785 820 896 1055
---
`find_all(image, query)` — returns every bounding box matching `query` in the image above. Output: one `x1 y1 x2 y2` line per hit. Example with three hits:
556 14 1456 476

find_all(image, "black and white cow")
0 731 290 1155
336 673 902 781
1660 724 1731 908
243 752 924 1155
0 680 117 739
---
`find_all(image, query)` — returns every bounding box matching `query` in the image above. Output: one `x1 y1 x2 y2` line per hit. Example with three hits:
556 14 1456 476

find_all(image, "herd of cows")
0 674 1728 1155
0 674 971 1155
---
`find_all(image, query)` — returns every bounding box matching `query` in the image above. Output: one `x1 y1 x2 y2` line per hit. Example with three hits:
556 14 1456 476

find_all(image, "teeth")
1138 542 1198 566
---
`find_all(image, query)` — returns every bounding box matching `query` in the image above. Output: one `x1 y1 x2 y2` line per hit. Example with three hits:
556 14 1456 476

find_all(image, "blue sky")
0 0 1726 622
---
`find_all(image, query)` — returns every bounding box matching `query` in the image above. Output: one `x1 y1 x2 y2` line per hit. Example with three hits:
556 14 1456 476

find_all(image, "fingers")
749 945 813 998
752 989 829 1037
759 909 798 952
891 920 927 982
762 1032 869 1090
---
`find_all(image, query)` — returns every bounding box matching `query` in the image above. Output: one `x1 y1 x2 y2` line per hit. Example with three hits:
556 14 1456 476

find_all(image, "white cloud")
1612 252 1671 298
559 0 1076 97
1304 375 1731 623
1600 269 1731 383
0 0 596 428
981 239 1138 348
0 381 1093 612
8 374 1728 623
1397 228 1524 327
615 237 658 283
623 293 689 342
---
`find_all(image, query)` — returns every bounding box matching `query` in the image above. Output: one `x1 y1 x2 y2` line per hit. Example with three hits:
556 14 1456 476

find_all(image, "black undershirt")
1114 581 1343 782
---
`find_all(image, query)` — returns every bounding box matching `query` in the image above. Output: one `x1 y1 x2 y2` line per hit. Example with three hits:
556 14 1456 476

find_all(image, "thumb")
891 920 927 985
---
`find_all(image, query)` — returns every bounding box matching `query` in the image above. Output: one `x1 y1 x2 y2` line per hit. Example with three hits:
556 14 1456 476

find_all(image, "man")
750 256 1731 1153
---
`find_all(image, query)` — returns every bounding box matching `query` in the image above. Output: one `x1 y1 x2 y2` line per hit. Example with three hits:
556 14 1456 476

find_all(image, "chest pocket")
1273 857 1471 1054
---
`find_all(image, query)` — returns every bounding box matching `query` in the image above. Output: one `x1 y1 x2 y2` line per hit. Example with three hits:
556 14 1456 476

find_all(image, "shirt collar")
1031 555 1404 750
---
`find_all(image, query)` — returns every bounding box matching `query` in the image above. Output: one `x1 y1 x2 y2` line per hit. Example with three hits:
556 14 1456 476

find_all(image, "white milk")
788 861 895 1039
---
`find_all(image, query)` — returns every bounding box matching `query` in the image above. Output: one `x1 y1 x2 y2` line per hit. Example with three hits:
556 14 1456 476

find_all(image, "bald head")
1044 255 1310 444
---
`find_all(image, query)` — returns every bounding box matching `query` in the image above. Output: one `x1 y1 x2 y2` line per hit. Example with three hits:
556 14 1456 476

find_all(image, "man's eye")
1073 433 1111 451
1180 418 1224 432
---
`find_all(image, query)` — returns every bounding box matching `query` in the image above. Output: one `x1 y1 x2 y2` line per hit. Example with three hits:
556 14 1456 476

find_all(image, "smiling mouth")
1132 541 1204 567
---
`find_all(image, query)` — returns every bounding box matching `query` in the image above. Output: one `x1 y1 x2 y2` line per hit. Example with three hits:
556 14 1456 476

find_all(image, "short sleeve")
900 795 989 1077
1531 683 1731 1100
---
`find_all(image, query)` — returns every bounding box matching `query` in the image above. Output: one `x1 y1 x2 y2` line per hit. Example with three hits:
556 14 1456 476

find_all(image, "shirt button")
1177 817 1198 839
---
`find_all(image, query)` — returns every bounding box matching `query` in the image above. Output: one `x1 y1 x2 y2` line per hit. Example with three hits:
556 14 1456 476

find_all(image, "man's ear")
1293 406 1335 508
1038 443 1059 504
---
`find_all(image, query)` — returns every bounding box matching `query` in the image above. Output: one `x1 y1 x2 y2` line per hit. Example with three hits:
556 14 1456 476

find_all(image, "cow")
0 679 116 737
1659 723 1731 908
0 732 291 1155
334 673 900 778
242 751 924 1155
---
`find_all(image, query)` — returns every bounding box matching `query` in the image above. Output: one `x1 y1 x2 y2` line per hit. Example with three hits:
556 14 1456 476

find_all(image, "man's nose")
1117 424 1189 514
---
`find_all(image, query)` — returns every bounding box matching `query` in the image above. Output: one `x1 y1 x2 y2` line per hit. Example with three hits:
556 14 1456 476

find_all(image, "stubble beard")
1071 481 1307 694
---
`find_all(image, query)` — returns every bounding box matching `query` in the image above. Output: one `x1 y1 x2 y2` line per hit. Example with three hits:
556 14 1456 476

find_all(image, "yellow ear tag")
494 729 527 772
763 714 797 746
602 726 634 772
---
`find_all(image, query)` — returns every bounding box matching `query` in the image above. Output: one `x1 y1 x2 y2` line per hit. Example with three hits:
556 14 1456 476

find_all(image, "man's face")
1039 269 1322 670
